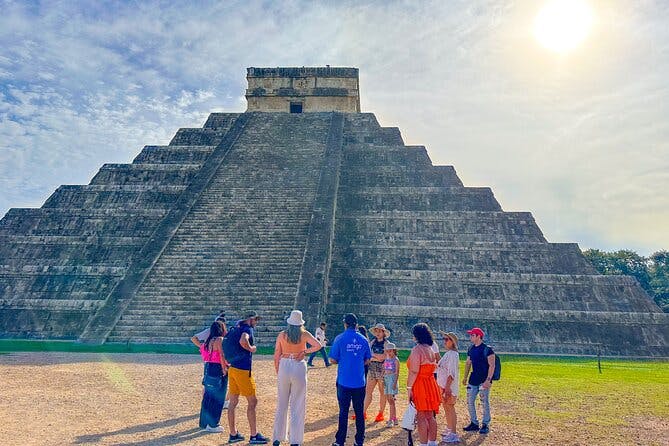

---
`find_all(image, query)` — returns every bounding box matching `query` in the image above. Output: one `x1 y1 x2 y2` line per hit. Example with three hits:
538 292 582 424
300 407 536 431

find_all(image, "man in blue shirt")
462 327 496 435
329 313 372 446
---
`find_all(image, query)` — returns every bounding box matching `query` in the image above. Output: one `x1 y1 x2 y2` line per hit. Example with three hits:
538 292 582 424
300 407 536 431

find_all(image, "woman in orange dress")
407 323 441 446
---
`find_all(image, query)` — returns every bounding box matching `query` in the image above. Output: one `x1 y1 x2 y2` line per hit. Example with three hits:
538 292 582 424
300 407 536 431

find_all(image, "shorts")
383 374 398 396
228 366 256 397
368 361 384 381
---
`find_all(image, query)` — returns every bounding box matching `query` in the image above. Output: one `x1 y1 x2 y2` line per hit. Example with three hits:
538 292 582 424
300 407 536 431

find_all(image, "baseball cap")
343 313 358 326
466 327 485 338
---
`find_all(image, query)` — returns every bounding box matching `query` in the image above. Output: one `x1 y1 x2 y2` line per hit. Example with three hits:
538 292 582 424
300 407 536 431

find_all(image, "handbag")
400 401 417 431
202 362 223 387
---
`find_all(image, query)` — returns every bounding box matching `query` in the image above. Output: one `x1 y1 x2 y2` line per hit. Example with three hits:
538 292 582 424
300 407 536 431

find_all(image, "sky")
0 0 667 255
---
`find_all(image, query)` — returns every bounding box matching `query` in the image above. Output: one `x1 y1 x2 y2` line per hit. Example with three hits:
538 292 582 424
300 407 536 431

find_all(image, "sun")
534 0 594 53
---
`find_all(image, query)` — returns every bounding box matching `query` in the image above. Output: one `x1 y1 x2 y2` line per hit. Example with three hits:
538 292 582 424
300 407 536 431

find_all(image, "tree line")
582 249 669 313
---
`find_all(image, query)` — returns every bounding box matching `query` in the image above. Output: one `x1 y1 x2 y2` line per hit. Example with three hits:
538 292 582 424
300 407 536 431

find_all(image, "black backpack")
222 325 247 366
485 346 501 381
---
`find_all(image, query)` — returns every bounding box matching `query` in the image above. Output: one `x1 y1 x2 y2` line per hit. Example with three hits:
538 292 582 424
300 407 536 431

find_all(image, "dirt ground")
0 352 665 446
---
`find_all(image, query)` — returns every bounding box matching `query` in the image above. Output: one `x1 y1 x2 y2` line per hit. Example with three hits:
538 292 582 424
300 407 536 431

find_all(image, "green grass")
0 339 276 355
491 356 669 421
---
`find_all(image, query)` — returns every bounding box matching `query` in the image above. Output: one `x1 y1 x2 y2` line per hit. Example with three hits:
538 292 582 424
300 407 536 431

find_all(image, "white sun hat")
286 310 305 326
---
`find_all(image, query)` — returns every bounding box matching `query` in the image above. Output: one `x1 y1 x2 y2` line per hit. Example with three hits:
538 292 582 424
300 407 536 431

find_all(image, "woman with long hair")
199 320 228 433
271 310 321 446
361 323 391 422
437 331 461 443
407 323 441 446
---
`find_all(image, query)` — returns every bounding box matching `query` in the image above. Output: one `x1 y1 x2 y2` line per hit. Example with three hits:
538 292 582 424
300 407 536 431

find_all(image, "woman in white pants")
272 310 321 446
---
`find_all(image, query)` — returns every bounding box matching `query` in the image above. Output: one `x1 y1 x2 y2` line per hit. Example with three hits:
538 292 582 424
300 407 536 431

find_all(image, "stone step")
169 128 231 146
0 298 104 310
0 290 103 300
329 267 635 283
339 210 543 236
0 273 118 294
331 242 592 275
203 113 241 129
340 186 501 212
132 145 216 165
90 163 201 186
42 185 184 210
0 264 127 275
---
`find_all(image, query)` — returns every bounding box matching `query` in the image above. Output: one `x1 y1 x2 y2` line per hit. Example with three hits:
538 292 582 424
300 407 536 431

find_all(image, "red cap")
466 327 485 338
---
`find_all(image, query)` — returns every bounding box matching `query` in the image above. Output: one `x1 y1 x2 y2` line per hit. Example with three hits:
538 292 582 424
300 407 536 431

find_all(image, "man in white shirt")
307 322 330 367
191 311 227 347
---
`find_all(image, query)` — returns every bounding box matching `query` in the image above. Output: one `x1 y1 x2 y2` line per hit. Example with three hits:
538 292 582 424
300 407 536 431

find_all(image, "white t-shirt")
436 350 460 396
315 327 326 346
194 328 210 341
431 342 439 354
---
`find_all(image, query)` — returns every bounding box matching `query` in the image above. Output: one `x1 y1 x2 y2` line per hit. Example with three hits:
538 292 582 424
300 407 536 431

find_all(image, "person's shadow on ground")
73 414 209 445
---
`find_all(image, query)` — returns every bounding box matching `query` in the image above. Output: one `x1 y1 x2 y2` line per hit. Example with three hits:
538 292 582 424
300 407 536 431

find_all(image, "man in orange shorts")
225 311 268 444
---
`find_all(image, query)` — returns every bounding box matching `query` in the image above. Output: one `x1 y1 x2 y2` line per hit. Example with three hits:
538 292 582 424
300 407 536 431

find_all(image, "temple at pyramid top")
246 66 361 113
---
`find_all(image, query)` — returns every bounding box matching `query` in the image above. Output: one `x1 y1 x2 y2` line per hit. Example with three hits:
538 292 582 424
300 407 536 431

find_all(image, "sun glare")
534 0 594 53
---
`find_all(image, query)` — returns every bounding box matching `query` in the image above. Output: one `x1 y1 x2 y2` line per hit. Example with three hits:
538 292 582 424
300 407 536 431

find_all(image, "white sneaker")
223 400 230 410
443 432 461 443
205 425 224 433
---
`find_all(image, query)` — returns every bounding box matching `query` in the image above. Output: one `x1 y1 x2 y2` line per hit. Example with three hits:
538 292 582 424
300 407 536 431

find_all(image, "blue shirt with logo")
329 328 372 388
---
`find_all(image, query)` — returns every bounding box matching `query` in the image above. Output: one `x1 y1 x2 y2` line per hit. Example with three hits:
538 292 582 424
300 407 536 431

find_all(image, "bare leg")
362 378 376 415
376 380 386 415
417 411 429 444
428 411 438 442
227 394 240 434
247 395 258 436
445 401 457 433
388 397 396 421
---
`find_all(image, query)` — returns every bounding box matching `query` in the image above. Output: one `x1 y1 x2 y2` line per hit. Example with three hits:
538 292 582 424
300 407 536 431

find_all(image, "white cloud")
0 0 667 255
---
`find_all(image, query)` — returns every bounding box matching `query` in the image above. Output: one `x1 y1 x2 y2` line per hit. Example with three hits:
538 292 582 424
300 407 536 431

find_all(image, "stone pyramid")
1 67 667 356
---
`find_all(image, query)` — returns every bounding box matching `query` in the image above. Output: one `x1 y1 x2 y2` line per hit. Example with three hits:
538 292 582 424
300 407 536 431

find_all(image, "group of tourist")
192 309 496 446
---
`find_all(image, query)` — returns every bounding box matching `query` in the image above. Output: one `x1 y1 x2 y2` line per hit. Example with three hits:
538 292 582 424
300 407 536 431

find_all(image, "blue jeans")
307 346 330 366
466 384 491 425
335 384 365 446
199 363 228 428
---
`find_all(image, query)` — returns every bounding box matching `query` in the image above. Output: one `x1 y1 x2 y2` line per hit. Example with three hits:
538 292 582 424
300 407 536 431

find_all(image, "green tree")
608 250 652 292
649 251 669 312
583 248 668 313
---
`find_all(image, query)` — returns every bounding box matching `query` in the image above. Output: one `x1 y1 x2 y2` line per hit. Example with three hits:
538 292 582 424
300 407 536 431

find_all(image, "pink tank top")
200 343 222 363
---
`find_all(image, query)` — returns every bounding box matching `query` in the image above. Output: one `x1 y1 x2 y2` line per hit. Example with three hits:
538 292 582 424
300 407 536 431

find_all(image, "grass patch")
0 339 275 355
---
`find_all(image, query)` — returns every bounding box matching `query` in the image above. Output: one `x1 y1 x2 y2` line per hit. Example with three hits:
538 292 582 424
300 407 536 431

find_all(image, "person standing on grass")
192 312 230 410
271 310 322 446
199 320 229 433
329 313 372 446
226 310 269 444
307 322 330 367
382 342 400 428
407 323 441 446
462 327 495 435
436 331 460 443
361 323 391 422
